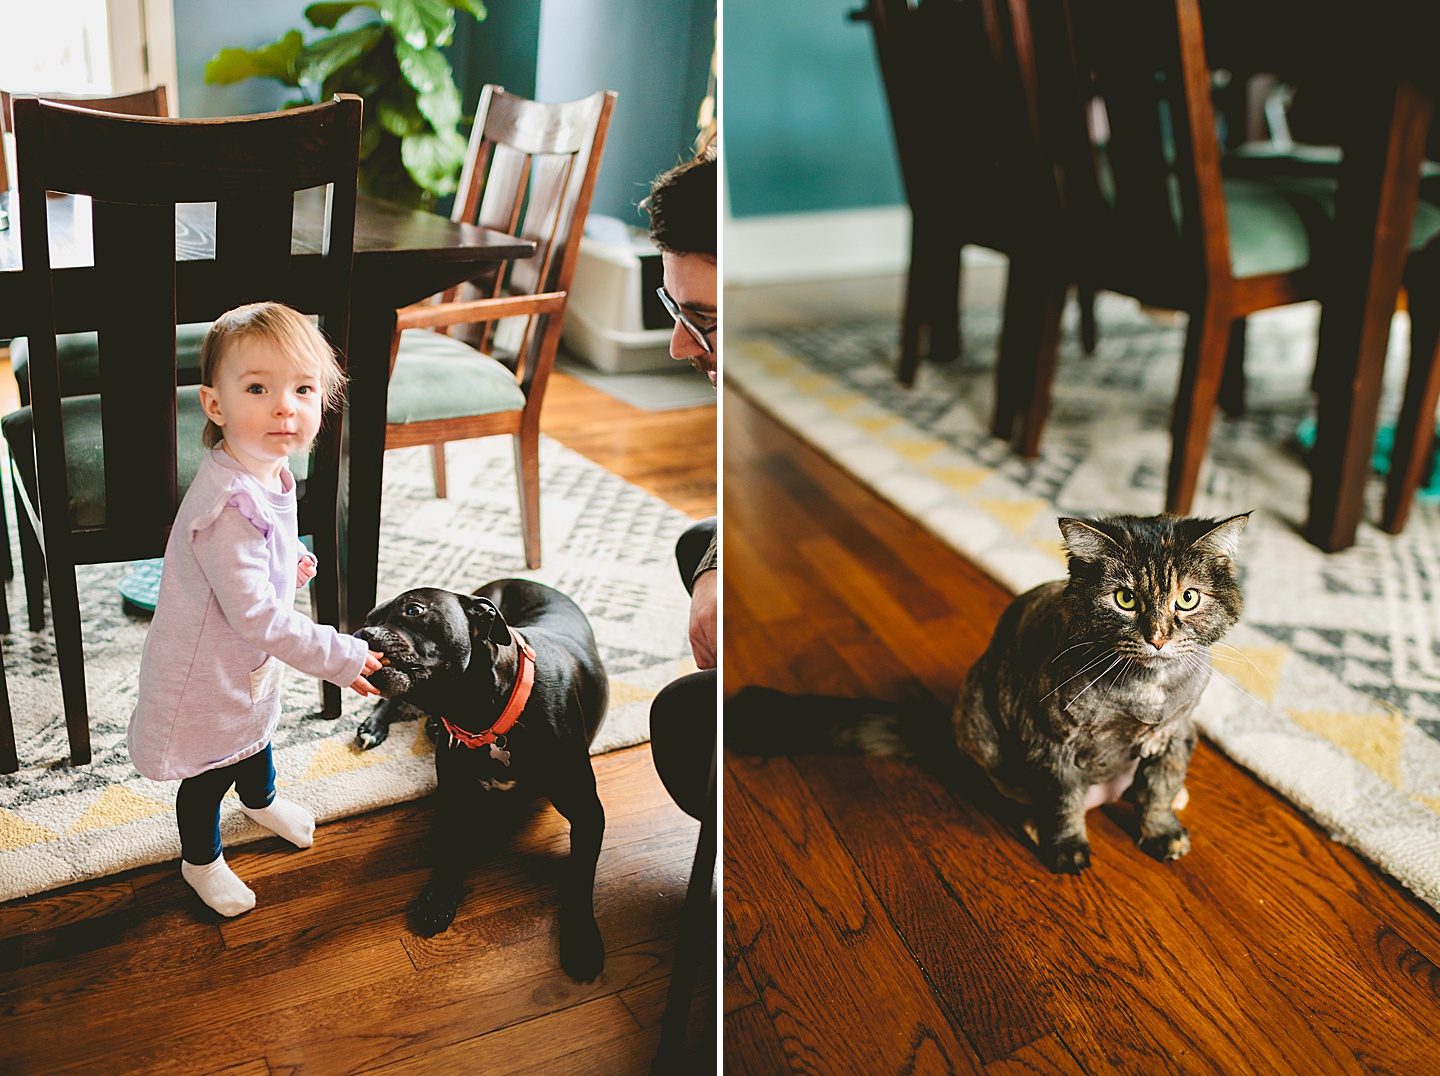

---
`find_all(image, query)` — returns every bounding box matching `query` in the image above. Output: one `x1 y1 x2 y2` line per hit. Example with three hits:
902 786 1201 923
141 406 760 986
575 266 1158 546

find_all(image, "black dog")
354 578 609 981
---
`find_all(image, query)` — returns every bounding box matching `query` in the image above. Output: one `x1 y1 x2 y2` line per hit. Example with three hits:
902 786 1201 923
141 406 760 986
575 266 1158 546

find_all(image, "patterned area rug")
729 295 1440 916
0 436 697 904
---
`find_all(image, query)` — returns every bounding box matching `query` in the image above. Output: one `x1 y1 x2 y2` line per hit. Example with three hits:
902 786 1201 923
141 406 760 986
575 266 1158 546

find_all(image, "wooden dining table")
1203 1 1440 552
0 187 535 631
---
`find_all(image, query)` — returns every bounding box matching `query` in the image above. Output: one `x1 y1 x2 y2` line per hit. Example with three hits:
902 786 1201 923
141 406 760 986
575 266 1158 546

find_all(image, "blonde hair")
199 302 346 449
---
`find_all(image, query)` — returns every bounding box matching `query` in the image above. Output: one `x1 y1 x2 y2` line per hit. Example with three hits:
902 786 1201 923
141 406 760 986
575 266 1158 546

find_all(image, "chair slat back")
1059 0 1230 296
12 94 361 555
448 85 615 373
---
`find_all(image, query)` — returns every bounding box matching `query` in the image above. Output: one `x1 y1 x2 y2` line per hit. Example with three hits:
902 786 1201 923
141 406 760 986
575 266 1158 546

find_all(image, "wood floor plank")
722 1001 793 1075
983 1034 1088 1076
725 752 985 1075
359 995 643 1075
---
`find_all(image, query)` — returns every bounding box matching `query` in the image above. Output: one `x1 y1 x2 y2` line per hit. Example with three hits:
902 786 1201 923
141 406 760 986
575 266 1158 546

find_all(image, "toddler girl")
128 302 383 917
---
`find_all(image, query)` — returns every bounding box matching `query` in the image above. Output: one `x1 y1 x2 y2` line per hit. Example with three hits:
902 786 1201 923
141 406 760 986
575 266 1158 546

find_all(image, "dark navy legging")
176 744 276 866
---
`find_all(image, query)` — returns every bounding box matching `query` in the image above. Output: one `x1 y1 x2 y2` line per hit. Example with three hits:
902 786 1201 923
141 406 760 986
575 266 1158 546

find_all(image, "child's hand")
296 552 318 588
349 649 385 697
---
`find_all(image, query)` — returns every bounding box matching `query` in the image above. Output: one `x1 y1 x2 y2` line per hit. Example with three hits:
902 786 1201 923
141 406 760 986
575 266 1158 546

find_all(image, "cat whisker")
1051 637 1108 664
1041 650 1119 702
1199 660 1279 716
1064 655 1126 711
1208 642 1275 688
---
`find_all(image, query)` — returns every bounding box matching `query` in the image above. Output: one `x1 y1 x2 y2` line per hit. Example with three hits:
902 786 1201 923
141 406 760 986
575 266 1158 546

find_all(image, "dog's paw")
559 912 605 982
1139 825 1191 863
409 884 461 936
355 715 389 750
1039 835 1091 875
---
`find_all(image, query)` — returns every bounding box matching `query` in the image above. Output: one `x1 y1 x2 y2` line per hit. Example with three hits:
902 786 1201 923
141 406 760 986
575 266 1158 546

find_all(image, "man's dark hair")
644 152 717 257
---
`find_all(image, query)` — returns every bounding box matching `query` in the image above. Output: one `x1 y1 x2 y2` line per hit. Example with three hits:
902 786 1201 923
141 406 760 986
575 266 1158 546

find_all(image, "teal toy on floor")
1296 417 1440 502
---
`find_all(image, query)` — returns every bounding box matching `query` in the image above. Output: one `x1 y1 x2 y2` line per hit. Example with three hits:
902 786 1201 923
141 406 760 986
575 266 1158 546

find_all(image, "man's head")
644 152 717 386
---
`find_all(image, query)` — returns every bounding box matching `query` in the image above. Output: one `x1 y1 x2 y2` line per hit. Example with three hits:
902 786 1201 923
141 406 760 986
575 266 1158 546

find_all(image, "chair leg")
1383 290 1440 533
996 256 1067 458
13 472 45 632
48 561 91 766
430 443 448 499
897 216 962 385
0 467 12 584
929 226 962 366
1079 279 1100 355
1168 302 1234 515
308 529 344 719
1218 318 1248 418
0 631 13 772
514 429 541 570
651 750 716 1075
898 218 932 387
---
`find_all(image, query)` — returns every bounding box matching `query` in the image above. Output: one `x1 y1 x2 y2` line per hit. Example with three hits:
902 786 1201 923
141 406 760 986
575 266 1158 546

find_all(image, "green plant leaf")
204 29 305 87
401 127 467 196
394 39 448 94
296 23 385 87
382 0 455 50
396 42 460 132
305 1 378 30
359 115 384 159
362 135 428 207
377 87 426 137
451 0 487 22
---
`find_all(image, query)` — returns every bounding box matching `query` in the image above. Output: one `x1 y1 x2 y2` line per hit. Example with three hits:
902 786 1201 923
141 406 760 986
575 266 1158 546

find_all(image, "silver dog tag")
489 742 511 767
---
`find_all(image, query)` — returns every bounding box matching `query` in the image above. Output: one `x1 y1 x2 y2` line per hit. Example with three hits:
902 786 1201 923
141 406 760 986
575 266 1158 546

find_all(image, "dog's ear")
464 596 512 646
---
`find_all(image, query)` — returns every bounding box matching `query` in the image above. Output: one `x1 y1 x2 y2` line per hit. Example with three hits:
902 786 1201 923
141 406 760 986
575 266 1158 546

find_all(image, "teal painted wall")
723 0 904 218
172 0 712 226
537 0 715 227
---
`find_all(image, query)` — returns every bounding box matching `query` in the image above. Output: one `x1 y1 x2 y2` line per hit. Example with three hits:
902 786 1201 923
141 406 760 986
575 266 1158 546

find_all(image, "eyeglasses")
656 286 715 354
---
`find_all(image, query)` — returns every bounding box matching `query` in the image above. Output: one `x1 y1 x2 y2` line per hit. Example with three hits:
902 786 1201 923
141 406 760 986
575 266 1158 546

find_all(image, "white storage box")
561 221 676 374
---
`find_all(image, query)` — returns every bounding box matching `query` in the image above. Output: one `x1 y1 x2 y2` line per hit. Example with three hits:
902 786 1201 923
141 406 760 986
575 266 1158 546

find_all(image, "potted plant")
205 0 486 208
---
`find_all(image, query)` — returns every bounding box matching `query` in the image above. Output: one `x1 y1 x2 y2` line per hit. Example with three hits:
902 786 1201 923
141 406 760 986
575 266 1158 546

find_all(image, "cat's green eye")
1114 588 1136 610
1176 588 1201 611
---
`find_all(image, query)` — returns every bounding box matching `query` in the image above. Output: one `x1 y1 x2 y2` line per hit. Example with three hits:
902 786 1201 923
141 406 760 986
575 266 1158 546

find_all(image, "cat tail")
723 685 950 759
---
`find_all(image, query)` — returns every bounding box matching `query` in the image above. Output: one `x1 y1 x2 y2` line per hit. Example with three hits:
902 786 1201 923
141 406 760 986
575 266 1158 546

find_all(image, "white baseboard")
722 205 1005 286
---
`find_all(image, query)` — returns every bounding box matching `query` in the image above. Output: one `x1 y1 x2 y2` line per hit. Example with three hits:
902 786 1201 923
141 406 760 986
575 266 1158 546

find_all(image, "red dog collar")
441 628 534 750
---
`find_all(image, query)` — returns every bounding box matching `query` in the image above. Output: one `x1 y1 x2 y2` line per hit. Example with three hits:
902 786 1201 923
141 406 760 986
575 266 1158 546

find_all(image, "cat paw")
1139 826 1191 862
1040 836 1091 874
559 911 605 982
409 882 462 936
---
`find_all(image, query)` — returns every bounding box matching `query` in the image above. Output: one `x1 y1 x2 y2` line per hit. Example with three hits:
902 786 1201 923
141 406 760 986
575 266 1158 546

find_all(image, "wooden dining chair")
385 85 615 569
852 0 1098 391
1 94 361 767
1013 0 1440 515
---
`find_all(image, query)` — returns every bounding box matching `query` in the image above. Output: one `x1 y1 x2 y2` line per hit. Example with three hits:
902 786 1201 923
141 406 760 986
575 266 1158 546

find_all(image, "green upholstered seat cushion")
1095 146 1440 279
1226 175 1440 277
386 329 526 424
0 385 309 530
9 322 211 398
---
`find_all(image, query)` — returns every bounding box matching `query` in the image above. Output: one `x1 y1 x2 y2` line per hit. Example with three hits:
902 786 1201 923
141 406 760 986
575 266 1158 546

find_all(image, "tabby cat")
955 512 1248 873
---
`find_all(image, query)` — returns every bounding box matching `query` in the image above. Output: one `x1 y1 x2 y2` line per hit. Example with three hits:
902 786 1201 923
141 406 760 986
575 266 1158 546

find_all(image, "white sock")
181 855 255 917
240 797 315 849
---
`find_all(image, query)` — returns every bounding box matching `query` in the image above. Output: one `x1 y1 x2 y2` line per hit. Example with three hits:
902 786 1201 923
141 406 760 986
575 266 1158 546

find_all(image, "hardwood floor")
0 370 717 1075
723 388 1440 1075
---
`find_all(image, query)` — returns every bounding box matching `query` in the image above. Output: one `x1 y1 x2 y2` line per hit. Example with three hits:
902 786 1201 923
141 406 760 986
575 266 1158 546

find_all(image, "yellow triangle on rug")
1288 710 1406 788
0 808 61 852
68 785 170 833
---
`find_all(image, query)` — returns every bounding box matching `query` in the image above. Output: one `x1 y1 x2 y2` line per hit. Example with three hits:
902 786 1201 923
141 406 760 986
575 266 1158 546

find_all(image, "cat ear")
1058 517 1120 562
1190 513 1250 559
